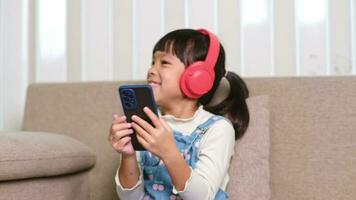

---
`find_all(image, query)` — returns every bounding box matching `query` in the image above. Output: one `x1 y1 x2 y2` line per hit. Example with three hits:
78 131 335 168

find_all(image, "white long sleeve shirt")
115 106 235 200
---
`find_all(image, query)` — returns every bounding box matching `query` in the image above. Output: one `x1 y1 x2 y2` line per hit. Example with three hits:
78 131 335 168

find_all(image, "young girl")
109 28 249 200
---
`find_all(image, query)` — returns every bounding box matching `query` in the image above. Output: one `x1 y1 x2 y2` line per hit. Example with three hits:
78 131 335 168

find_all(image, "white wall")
0 0 356 131
0 0 28 131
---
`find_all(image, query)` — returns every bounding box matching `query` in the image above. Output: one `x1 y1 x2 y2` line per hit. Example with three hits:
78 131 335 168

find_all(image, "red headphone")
180 29 220 99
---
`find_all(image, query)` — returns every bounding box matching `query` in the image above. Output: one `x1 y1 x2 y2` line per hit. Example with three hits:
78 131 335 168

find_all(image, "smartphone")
118 84 158 151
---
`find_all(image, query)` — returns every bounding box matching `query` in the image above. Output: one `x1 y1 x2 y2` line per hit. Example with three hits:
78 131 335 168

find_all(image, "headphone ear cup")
180 62 215 99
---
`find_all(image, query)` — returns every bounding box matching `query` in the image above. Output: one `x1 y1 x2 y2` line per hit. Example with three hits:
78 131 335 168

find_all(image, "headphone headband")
196 29 220 71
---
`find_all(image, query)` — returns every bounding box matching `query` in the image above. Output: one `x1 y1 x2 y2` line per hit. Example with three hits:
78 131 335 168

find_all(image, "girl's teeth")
150 83 160 87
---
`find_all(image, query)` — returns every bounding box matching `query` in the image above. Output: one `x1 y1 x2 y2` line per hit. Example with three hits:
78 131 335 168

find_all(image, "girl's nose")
147 66 157 80
148 64 158 76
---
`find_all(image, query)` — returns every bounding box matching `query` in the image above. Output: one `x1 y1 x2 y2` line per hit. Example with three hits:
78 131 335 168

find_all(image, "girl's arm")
115 152 145 200
108 115 145 199
119 154 140 188
176 120 235 199
161 147 191 191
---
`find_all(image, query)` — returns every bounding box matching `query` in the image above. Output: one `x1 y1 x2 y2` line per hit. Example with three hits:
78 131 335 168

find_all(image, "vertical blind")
0 0 355 130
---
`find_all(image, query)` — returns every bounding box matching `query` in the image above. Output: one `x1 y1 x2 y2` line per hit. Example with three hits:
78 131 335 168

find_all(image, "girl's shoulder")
200 107 233 127
199 108 234 137
197 113 235 152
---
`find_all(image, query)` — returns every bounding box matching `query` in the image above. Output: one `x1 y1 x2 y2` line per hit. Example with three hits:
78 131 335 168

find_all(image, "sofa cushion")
227 95 270 199
0 131 96 181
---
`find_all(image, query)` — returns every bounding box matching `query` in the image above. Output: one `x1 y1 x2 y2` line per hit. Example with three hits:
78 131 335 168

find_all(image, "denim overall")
140 116 229 200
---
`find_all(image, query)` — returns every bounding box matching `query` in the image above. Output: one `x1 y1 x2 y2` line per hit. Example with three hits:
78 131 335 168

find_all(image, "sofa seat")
0 131 96 182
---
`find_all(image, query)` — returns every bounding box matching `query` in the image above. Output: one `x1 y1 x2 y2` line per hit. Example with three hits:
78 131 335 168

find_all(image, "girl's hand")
131 107 179 160
108 114 135 156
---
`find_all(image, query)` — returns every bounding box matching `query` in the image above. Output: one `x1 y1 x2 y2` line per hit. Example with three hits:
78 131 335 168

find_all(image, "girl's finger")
112 115 126 124
131 115 155 133
143 107 161 128
113 114 119 119
112 122 132 132
136 134 149 149
114 135 131 147
112 129 133 141
132 122 152 143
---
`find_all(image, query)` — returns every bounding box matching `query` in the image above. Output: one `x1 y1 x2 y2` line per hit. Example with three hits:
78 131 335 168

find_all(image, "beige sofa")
1 76 355 200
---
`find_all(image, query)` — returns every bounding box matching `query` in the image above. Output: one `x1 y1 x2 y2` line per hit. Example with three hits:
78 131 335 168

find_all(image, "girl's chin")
151 89 160 101
150 85 160 94
154 96 163 107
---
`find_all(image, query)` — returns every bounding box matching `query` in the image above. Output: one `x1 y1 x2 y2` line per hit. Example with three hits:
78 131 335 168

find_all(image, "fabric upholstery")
0 131 96 181
227 95 270 200
0 170 90 200
245 77 356 200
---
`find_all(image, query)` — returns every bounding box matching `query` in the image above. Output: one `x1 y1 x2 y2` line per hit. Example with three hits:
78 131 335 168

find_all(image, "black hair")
153 29 249 140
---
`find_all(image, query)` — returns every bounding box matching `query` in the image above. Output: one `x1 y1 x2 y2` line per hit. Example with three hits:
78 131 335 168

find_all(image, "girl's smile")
147 51 186 107
148 80 161 88
147 50 200 118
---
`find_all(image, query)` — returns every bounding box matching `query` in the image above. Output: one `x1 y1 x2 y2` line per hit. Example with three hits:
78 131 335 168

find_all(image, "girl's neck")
160 101 199 119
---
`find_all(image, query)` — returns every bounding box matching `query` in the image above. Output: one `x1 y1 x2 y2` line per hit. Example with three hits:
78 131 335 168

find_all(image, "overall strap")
194 115 226 135
183 115 226 151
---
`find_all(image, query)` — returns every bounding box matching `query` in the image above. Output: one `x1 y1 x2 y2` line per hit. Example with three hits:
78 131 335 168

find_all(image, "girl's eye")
161 60 170 65
151 60 155 66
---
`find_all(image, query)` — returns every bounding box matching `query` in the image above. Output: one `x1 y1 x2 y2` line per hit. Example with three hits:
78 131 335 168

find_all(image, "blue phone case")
118 84 158 151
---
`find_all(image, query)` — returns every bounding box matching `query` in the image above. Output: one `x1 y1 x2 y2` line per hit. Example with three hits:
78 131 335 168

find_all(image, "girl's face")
147 51 186 107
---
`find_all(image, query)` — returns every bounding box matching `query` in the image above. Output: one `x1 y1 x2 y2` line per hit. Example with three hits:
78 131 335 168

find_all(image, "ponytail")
203 71 250 140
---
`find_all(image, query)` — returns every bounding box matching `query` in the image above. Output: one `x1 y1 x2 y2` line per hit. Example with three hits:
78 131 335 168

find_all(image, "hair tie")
206 76 231 107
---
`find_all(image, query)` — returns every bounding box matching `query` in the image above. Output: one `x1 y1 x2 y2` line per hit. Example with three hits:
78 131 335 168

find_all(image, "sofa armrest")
0 131 96 182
